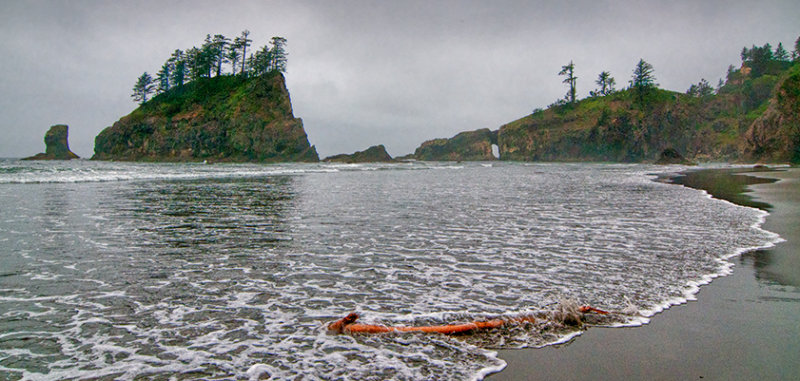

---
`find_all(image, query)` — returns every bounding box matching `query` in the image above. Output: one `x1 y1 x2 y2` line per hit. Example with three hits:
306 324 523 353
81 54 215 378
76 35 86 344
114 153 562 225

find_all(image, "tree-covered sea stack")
93 31 318 162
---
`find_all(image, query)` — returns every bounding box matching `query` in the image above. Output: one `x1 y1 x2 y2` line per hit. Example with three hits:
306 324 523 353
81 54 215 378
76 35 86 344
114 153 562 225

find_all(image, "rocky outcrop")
323 145 393 163
743 65 800 163
413 128 497 161
22 124 80 160
92 72 318 162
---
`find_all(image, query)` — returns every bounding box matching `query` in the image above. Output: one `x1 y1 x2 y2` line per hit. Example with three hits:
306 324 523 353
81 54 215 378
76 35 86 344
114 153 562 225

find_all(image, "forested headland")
415 36 800 163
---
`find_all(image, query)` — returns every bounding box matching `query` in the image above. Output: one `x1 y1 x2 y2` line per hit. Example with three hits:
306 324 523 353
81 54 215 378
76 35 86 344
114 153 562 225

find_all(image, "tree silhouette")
169 49 186 88
156 63 170 94
132 72 155 104
558 61 577 103
270 36 288 73
594 71 615 96
238 30 252 76
211 34 230 76
630 59 657 106
129 30 289 104
774 42 789 61
227 42 241 75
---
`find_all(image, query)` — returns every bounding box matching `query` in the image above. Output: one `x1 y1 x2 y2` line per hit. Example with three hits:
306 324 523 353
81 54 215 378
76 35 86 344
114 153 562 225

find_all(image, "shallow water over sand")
0 160 778 380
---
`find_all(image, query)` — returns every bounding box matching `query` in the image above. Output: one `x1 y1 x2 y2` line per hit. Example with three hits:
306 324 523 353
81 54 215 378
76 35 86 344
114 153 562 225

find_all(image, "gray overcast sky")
1 0 798 158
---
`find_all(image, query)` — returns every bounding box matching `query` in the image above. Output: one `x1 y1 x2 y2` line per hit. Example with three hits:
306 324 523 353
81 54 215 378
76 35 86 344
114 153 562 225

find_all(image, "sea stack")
323 145 394 163
22 124 80 160
92 72 318 162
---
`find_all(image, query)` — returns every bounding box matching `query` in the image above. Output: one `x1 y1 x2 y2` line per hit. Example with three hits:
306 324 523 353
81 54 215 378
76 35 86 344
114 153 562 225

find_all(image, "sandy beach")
492 167 800 380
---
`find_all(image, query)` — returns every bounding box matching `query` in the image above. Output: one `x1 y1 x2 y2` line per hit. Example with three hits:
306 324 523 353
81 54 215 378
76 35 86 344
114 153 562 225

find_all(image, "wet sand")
491 167 800 380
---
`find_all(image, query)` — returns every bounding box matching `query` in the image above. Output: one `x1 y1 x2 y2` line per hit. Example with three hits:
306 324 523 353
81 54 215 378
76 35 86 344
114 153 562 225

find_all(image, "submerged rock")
22 124 80 160
323 145 393 163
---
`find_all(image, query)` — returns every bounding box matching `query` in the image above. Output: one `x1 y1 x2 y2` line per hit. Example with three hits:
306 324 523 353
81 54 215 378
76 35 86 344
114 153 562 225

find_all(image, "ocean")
0 159 779 380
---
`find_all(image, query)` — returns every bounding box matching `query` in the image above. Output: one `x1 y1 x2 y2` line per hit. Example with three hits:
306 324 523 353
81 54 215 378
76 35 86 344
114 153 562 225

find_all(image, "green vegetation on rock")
497 38 800 163
414 128 498 161
323 145 393 163
23 124 80 160
93 71 318 162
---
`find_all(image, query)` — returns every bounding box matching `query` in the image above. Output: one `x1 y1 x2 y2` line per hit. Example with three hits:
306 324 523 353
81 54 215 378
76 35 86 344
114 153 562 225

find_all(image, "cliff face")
743 65 800 162
414 128 497 161
93 72 318 162
498 89 751 162
497 61 800 163
23 124 80 160
323 145 393 163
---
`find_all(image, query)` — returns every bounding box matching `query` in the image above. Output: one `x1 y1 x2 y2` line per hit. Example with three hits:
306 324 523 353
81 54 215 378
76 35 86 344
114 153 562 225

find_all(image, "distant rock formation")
413 128 497 161
92 72 318 162
22 124 80 160
655 148 696 165
323 144 393 163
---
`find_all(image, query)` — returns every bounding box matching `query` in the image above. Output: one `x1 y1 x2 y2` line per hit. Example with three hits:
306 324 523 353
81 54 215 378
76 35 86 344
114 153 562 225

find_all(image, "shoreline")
490 166 800 380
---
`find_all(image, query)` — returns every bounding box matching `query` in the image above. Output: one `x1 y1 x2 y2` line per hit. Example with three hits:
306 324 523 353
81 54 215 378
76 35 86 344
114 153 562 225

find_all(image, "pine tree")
169 49 186 87
238 30 252 76
211 34 230 76
775 42 790 61
270 36 288 73
558 60 577 103
156 63 170 94
595 71 615 96
630 59 657 106
131 72 155 104
227 39 242 75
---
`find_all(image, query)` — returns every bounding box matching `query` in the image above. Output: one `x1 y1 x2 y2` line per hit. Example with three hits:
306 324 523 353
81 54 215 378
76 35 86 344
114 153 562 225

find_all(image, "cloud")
1 0 798 158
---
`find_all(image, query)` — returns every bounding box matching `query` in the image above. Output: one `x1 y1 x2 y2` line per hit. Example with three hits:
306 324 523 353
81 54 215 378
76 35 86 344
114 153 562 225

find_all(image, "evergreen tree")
227 40 242 75
726 64 736 83
270 36 288 73
745 43 776 77
630 59 657 105
249 45 273 75
169 49 186 87
211 34 230 76
185 47 203 81
200 35 215 77
594 71 615 96
238 30 252 76
794 36 800 61
131 72 155 104
558 60 577 103
687 78 713 98
775 42 790 61
156 63 170 94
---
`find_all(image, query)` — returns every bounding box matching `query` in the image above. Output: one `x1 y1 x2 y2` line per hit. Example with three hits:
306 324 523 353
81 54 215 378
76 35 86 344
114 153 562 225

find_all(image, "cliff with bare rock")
23 124 80 160
92 72 318 162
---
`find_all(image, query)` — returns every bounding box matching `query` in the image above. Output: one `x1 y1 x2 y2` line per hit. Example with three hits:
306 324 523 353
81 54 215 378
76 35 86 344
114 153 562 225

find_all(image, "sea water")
0 159 779 380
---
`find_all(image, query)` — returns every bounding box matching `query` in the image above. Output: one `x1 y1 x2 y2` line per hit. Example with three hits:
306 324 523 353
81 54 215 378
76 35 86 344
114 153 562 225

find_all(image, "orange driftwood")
329 306 609 335
327 312 509 334
578 306 609 315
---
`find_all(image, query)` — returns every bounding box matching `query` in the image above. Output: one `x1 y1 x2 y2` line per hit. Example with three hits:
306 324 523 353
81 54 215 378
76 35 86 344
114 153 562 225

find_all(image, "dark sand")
491 167 800 381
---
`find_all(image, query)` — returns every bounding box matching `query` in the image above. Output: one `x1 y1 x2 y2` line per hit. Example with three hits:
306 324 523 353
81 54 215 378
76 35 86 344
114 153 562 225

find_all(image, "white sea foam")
0 161 781 380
